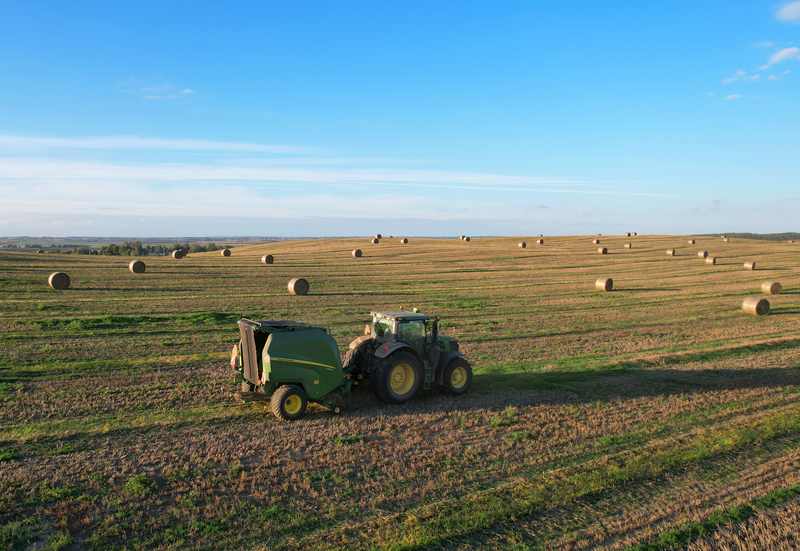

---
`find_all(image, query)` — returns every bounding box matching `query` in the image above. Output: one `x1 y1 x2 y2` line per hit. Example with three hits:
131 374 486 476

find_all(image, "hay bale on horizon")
593 239 601 245
744 261 757 271
742 297 770 316
666 249 676 256
697 250 709 258
48 272 70 290
761 281 782 295
352 248 363 258
400 238 408 244
221 248 231 257
375 234 382 240
171 249 187 259
597 247 608 255
287 277 310 296
464 236 471 242
371 238 379 244
705 256 717 265
624 243 632 249
518 241 527 249
626 232 632 237
688 239 696 245
128 260 146 274
537 238 544 245
459 235 465 240
595 278 613 292
261 254 274 265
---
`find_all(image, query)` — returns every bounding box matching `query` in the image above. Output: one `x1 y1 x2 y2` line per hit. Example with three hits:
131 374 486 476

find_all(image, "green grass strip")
626 483 800 550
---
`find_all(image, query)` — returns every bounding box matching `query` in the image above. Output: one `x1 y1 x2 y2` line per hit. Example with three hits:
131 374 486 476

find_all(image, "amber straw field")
2 234 800 550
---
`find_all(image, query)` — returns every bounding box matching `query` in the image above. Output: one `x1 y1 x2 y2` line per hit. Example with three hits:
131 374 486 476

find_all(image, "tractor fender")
373 341 415 360
436 351 467 385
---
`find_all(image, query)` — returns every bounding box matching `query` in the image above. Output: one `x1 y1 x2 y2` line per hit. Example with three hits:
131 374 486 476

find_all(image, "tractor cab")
369 311 439 359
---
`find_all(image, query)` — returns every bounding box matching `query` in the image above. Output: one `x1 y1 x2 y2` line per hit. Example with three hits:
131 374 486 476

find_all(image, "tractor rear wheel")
372 351 422 404
270 385 308 420
441 358 472 395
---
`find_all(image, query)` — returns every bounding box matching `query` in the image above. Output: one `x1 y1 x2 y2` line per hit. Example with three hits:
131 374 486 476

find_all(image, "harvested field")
1 234 800 550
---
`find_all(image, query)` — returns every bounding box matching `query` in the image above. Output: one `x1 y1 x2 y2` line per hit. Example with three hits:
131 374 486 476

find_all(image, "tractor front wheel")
270 385 308 420
441 358 472 395
372 351 422 404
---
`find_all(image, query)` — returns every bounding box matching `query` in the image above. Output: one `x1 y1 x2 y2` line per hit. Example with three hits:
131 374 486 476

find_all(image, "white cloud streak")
768 47 800 66
777 1 800 22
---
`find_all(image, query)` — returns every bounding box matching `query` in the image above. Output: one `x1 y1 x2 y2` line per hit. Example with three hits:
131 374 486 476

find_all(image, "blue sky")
1 1 799 237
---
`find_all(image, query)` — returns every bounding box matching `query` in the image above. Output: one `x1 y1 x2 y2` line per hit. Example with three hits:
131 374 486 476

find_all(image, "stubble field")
1 234 799 550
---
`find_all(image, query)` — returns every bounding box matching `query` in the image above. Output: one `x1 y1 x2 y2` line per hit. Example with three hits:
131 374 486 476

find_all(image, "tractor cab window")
397 320 425 346
374 319 392 338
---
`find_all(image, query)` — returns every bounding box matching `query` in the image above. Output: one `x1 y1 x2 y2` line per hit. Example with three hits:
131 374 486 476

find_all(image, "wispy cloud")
753 40 776 48
777 1 800 22
767 47 800 66
139 84 195 101
0 134 305 154
722 69 761 84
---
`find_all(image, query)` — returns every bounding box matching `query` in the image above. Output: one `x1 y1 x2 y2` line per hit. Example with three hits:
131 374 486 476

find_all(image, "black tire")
372 351 422 404
441 358 472 395
270 385 308 420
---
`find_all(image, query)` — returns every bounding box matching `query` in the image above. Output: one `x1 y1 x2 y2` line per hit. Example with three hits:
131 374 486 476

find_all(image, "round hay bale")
744 261 756 271
624 243 632 249
261 254 274 265
518 241 527 249
287 277 309 296
697 250 708 258
37 249 45 254
633 232 638 236
464 236 471 242
595 278 613 292
400 238 408 244
626 232 632 237
666 249 676 256
742 297 770 316
352 248 363 258
723 237 729 243
128 259 146 274
537 238 544 245
597 247 608 255
705 256 716 265
688 239 696 245
371 238 379 244
761 281 782 295
48 272 70 290
221 248 231 257
459 235 465 240
171 249 186 259
375 234 382 240
592 239 601 245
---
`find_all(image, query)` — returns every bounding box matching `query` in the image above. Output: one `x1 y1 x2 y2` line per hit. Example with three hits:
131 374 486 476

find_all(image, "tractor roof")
373 311 429 321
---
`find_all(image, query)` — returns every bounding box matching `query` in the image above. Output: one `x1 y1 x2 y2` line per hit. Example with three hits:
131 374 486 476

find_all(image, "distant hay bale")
48 272 70 290
171 249 187 259
688 239 696 245
459 235 465 240
742 297 770 316
624 243 632 249
744 261 756 271
352 248 363 258
221 248 231 257
633 232 638 236
592 239 601 245
538 233 544 237
518 241 527 249
464 236 471 242
597 247 608 255
128 260 146 274
261 254 274 265
723 237 729 243
705 256 716 265
595 278 613 292
37 249 45 254
375 234 382 239
626 232 631 237
287 277 310 296
666 249 676 256
537 238 544 245
761 281 782 295
697 250 708 258
371 238 379 244
400 238 408 244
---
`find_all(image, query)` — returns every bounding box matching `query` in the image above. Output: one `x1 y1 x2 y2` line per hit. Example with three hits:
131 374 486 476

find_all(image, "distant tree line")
70 241 225 256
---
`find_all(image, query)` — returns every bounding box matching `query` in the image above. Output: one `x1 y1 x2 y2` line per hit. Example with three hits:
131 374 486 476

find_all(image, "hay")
171 249 187 259
371 238 379 244
595 278 613 291
352 248 363 258
666 249 676 256
761 281 782 295
597 247 608 255
633 232 638 236
128 260 146 274
697 250 708 258
744 261 756 271
742 297 770 316
626 232 631 237
464 236 471 242
688 239 696 245
537 238 544 245
705 256 716 265
375 234 382 239
400 238 408 244
459 235 465 240
287 277 310 296
261 254 274 265
221 248 231 257
518 241 527 249
624 243 632 249
592 239 601 245
48 272 70 290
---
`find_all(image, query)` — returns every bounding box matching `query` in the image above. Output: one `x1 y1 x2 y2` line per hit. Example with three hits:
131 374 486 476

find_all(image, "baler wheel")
270 385 308 420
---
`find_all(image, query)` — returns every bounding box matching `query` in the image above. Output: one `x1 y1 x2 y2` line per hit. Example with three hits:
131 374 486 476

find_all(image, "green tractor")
230 311 472 420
